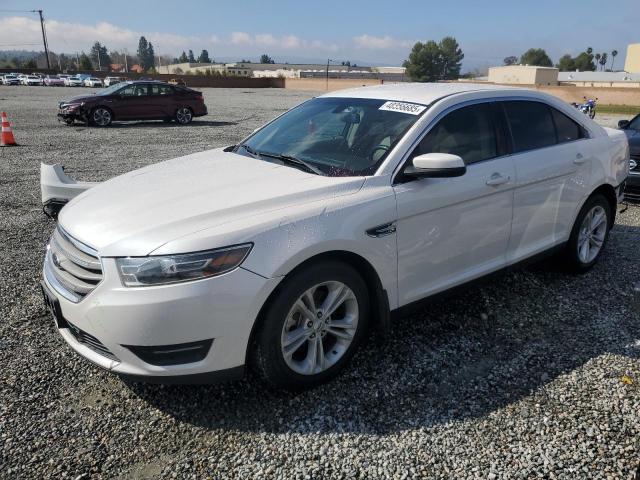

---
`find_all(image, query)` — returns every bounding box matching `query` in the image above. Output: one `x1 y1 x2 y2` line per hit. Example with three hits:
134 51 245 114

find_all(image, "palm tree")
586 47 593 55
610 50 618 71
594 53 601 70
599 52 608 71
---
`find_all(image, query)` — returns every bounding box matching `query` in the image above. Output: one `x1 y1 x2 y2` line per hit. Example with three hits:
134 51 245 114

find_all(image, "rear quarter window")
551 108 584 143
503 101 556 152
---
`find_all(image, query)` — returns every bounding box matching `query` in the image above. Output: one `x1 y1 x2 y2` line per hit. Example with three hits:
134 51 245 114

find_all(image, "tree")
403 36 464 82
197 49 211 63
188 50 196 62
503 56 518 66
573 51 596 71
403 40 443 82
438 36 464 79
610 50 618 71
137 36 155 71
586 47 593 55
556 54 576 71
179 51 188 63
78 53 93 71
519 48 553 67
598 52 607 70
260 54 275 64
90 41 111 70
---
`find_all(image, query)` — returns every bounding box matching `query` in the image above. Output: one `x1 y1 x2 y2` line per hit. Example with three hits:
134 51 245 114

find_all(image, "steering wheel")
369 144 390 161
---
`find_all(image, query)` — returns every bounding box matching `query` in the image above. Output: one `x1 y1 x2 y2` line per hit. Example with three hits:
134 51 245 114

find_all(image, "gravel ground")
0 85 639 479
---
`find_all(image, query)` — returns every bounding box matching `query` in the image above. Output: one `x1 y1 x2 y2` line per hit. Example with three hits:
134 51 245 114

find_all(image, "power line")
0 43 42 47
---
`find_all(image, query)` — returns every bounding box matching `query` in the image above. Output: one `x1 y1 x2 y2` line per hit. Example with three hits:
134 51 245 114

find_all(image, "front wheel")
91 107 112 127
564 194 611 273
175 107 193 125
252 261 370 390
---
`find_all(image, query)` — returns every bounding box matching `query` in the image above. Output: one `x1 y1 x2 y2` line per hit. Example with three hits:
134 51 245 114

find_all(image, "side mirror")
404 153 466 178
618 119 630 129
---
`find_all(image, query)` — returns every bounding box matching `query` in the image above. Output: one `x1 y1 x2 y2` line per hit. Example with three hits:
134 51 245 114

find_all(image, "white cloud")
0 15 353 58
353 34 414 50
230 31 252 46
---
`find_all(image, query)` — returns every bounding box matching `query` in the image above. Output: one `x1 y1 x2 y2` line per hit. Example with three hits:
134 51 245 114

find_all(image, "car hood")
59 149 365 256
61 94 97 104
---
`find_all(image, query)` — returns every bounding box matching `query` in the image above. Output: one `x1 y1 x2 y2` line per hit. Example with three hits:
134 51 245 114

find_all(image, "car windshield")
236 97 426 177
96 83 129 96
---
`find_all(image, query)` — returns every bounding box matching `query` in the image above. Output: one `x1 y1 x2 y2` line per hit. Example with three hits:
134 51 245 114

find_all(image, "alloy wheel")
577 205 607 263
280 281 358 375
176 107 192 124
93 108 111 127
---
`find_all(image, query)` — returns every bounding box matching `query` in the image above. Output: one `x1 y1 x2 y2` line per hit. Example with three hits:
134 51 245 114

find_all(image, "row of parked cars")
0 73 125 87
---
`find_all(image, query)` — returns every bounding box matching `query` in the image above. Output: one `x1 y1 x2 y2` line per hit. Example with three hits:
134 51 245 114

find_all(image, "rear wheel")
564 194 611 272
91 107 112 127
175 107 193 125
252 261 370 390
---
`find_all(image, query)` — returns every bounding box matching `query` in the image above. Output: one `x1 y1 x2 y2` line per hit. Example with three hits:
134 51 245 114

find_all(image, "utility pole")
326 58 332 91
33 10 51 70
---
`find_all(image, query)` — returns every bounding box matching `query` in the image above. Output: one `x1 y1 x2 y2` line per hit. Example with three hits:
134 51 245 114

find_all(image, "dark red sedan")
57 80 208 127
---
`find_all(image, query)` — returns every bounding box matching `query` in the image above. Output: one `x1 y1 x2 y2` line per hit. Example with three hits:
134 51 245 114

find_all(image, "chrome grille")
44 226 102 303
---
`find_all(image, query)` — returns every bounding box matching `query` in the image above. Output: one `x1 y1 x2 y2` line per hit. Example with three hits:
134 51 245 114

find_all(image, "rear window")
503 101 556 152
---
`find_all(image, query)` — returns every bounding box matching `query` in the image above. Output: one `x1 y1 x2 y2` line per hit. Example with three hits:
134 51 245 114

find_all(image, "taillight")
197 95 204 102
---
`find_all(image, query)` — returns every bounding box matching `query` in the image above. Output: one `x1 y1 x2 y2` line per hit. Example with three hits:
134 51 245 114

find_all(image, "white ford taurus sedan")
40 83 629 389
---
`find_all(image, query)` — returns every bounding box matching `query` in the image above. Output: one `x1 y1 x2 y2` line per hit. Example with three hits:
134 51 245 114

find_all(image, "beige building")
158 62 252 76
624 43 640 73
488 65 558 85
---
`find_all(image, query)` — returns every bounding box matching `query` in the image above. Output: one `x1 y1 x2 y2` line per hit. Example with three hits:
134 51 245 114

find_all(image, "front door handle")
486 173 510 186
574 153 586 164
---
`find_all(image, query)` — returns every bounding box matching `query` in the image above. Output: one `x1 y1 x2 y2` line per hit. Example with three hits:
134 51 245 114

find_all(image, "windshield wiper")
238 145 325 176
263 152 325 176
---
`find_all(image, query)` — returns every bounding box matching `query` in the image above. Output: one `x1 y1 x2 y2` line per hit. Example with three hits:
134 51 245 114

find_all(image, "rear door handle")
574 153 586 164
486 173 510 186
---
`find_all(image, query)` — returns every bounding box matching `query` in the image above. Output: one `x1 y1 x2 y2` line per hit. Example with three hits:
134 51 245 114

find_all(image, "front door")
394 102 515 305
110 84 151 120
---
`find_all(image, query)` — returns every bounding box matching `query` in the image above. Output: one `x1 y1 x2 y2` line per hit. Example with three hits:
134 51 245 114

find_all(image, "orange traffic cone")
1 112 18 146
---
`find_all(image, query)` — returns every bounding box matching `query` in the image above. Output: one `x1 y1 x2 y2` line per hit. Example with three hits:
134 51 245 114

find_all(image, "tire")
175 107 193 125
252 261 370 390
90 107 112 127
564 193 611 273
63 118 74 126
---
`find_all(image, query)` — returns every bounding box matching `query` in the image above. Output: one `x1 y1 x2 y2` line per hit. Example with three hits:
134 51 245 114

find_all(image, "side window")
119 85 148 96
412 103 497 165
551 107 584 143
151 84 173 95
503 101 556 152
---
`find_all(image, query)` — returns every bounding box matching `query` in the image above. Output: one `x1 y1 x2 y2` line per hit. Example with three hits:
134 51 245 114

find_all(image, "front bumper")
42 256 281 383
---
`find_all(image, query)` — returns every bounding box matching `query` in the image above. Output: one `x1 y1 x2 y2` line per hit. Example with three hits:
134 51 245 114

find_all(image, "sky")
0 0 637 70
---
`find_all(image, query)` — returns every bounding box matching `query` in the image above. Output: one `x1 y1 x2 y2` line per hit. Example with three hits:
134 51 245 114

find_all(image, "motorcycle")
572 96 597 119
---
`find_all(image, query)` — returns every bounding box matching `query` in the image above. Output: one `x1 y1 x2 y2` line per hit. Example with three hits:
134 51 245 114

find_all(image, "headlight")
116 244 253 287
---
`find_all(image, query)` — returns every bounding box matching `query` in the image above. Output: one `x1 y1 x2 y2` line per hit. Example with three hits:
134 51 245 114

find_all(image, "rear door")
503 100 591 262
394 101 516 305
148 84 177 118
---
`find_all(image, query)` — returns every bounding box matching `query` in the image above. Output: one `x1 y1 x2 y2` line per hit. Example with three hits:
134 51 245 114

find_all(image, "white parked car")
103 76 122 87
39 83 629 388
84 77 103 88
64 76 84 87
1 74 20 85
23 74 44 86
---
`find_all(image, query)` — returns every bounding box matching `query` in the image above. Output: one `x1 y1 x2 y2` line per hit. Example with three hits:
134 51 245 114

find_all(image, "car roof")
321 82 524 105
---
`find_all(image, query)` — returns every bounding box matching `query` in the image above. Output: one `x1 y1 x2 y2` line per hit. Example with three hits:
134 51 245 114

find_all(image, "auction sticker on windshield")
378 101 427 115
